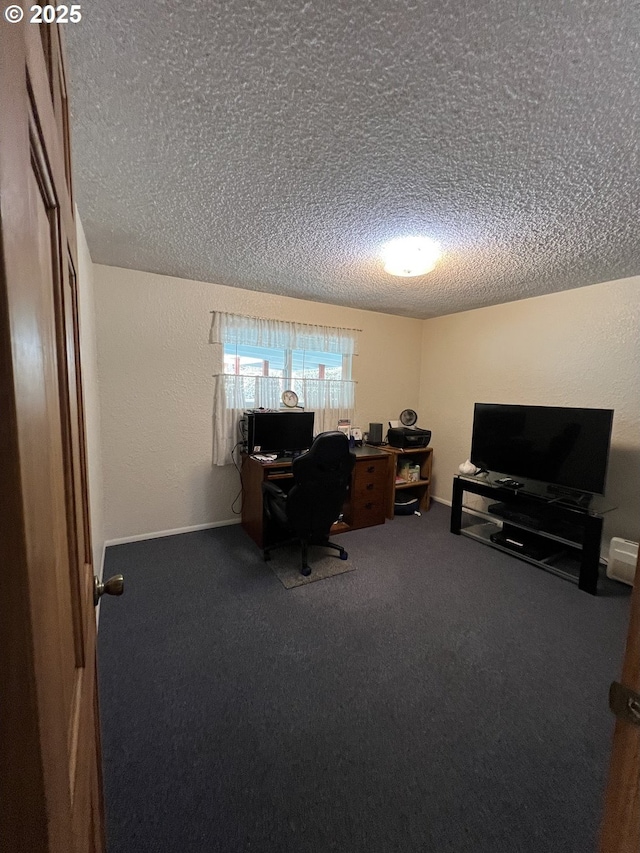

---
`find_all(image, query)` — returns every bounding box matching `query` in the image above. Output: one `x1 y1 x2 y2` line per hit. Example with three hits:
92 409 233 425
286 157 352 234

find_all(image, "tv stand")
450 475 615 594
546 484 592 509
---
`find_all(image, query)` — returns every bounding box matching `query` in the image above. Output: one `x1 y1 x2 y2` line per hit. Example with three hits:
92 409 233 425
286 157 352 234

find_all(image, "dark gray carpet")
98 503 630 853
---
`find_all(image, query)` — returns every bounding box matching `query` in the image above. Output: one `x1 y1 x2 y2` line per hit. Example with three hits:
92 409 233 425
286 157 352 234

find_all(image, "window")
223 344 351 407
210 313 358 465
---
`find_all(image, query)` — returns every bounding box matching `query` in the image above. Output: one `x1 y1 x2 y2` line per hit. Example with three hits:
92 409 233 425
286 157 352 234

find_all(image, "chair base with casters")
263 536 349 577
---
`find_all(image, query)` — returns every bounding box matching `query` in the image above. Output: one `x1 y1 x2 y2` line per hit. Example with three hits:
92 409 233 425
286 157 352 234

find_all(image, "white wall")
76 215 105 576
94 265 423 541
419 277 640 548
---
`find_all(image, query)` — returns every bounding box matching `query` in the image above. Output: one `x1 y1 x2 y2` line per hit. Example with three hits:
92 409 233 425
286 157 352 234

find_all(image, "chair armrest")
262 481 286 500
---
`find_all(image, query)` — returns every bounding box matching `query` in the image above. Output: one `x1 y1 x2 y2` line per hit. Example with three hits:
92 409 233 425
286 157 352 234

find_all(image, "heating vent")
606 538 638 586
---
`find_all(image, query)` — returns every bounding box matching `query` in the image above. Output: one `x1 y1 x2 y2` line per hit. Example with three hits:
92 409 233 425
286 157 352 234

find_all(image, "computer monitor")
246 411 315 455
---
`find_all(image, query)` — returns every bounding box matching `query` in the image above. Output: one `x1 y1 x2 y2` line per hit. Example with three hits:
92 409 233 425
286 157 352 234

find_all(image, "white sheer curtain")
210 313 358 466
209 312 358 355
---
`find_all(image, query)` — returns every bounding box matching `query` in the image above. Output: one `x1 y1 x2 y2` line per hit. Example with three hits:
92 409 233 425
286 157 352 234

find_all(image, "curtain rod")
212 374 358 382
209 310 362 334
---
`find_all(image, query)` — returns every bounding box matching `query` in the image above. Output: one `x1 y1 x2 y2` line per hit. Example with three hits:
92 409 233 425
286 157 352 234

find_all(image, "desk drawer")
350 498 386 529
353 458 388 490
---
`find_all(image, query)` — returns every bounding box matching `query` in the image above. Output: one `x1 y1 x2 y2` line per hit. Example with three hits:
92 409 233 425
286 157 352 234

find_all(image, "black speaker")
368 422 383 445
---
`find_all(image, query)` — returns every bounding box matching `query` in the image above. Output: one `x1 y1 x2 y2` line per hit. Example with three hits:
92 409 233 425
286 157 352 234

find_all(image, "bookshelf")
378 446 433 517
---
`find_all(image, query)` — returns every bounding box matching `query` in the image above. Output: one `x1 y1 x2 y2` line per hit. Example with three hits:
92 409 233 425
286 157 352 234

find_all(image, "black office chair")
262 431 356 576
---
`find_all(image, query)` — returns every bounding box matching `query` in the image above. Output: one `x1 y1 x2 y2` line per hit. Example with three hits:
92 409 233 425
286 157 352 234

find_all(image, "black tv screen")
249 411 315 454
470 404 614 495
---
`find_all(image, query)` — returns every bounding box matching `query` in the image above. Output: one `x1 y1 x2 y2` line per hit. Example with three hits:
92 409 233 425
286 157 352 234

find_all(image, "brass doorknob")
94 574 124 606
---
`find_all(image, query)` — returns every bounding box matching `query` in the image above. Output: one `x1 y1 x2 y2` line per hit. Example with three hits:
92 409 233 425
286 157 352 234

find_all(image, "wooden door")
0 21 105 853
599 551 640 852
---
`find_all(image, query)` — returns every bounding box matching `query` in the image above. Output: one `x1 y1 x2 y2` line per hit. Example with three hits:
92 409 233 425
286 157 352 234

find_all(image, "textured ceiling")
66 0 640 319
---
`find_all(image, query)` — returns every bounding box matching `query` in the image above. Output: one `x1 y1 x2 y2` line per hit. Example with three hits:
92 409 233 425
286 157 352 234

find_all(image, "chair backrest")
286 431 356 538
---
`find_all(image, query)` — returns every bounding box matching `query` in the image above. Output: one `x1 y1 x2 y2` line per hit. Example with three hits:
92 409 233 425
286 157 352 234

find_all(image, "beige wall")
93 262 639 549
76 215 105 575
94 265 423 541
419 277 640 548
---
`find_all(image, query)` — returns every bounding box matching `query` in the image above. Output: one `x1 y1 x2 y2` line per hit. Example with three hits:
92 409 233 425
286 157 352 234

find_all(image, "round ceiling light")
380 236 442 277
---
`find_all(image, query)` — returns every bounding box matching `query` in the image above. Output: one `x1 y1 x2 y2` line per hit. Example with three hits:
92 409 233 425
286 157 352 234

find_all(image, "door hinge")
609 681 640 727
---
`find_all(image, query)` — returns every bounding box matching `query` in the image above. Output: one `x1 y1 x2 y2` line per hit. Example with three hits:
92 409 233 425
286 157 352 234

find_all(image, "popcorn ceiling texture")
67 0 640 319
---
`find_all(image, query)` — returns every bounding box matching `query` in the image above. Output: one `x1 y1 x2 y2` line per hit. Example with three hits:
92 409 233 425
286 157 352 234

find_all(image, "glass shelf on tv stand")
456 474 617 517
460 506 585 550
459 516 585 584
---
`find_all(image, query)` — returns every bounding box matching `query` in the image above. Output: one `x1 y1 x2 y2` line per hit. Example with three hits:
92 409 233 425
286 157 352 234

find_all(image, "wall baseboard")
105 500 455 547
432 495 452 508
104 518 241 548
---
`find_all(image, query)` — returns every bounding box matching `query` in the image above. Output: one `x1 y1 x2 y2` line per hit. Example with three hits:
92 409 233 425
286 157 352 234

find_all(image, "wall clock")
281 389 299 408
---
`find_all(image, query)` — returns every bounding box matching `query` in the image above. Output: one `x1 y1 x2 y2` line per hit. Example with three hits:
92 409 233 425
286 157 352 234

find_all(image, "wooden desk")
241 446 392 548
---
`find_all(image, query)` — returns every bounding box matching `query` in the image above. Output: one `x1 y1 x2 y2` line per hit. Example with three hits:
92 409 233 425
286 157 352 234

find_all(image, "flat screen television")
247 411 315 455
470 404 614 496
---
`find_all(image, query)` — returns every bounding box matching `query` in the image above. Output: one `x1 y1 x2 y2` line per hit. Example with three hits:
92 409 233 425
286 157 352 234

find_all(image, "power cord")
230 439 244 515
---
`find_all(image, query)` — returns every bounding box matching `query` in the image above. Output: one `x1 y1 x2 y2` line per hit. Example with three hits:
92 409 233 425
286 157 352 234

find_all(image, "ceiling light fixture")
381 236 442 277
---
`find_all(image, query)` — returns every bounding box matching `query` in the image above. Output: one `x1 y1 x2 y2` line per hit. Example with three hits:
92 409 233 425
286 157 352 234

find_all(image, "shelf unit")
377 446 433 518
450 475 615 594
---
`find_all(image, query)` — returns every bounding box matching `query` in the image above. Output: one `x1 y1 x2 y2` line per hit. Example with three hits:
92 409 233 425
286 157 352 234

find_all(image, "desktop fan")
399 409 418 427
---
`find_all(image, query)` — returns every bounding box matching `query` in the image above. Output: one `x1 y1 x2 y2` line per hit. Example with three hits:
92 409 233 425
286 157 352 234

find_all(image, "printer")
388 426 432 449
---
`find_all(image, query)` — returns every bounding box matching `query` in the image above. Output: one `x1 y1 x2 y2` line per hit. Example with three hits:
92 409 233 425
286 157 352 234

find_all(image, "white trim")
99 542 106 581
95 543 106 631
104 518 241 547
432 495 452 507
